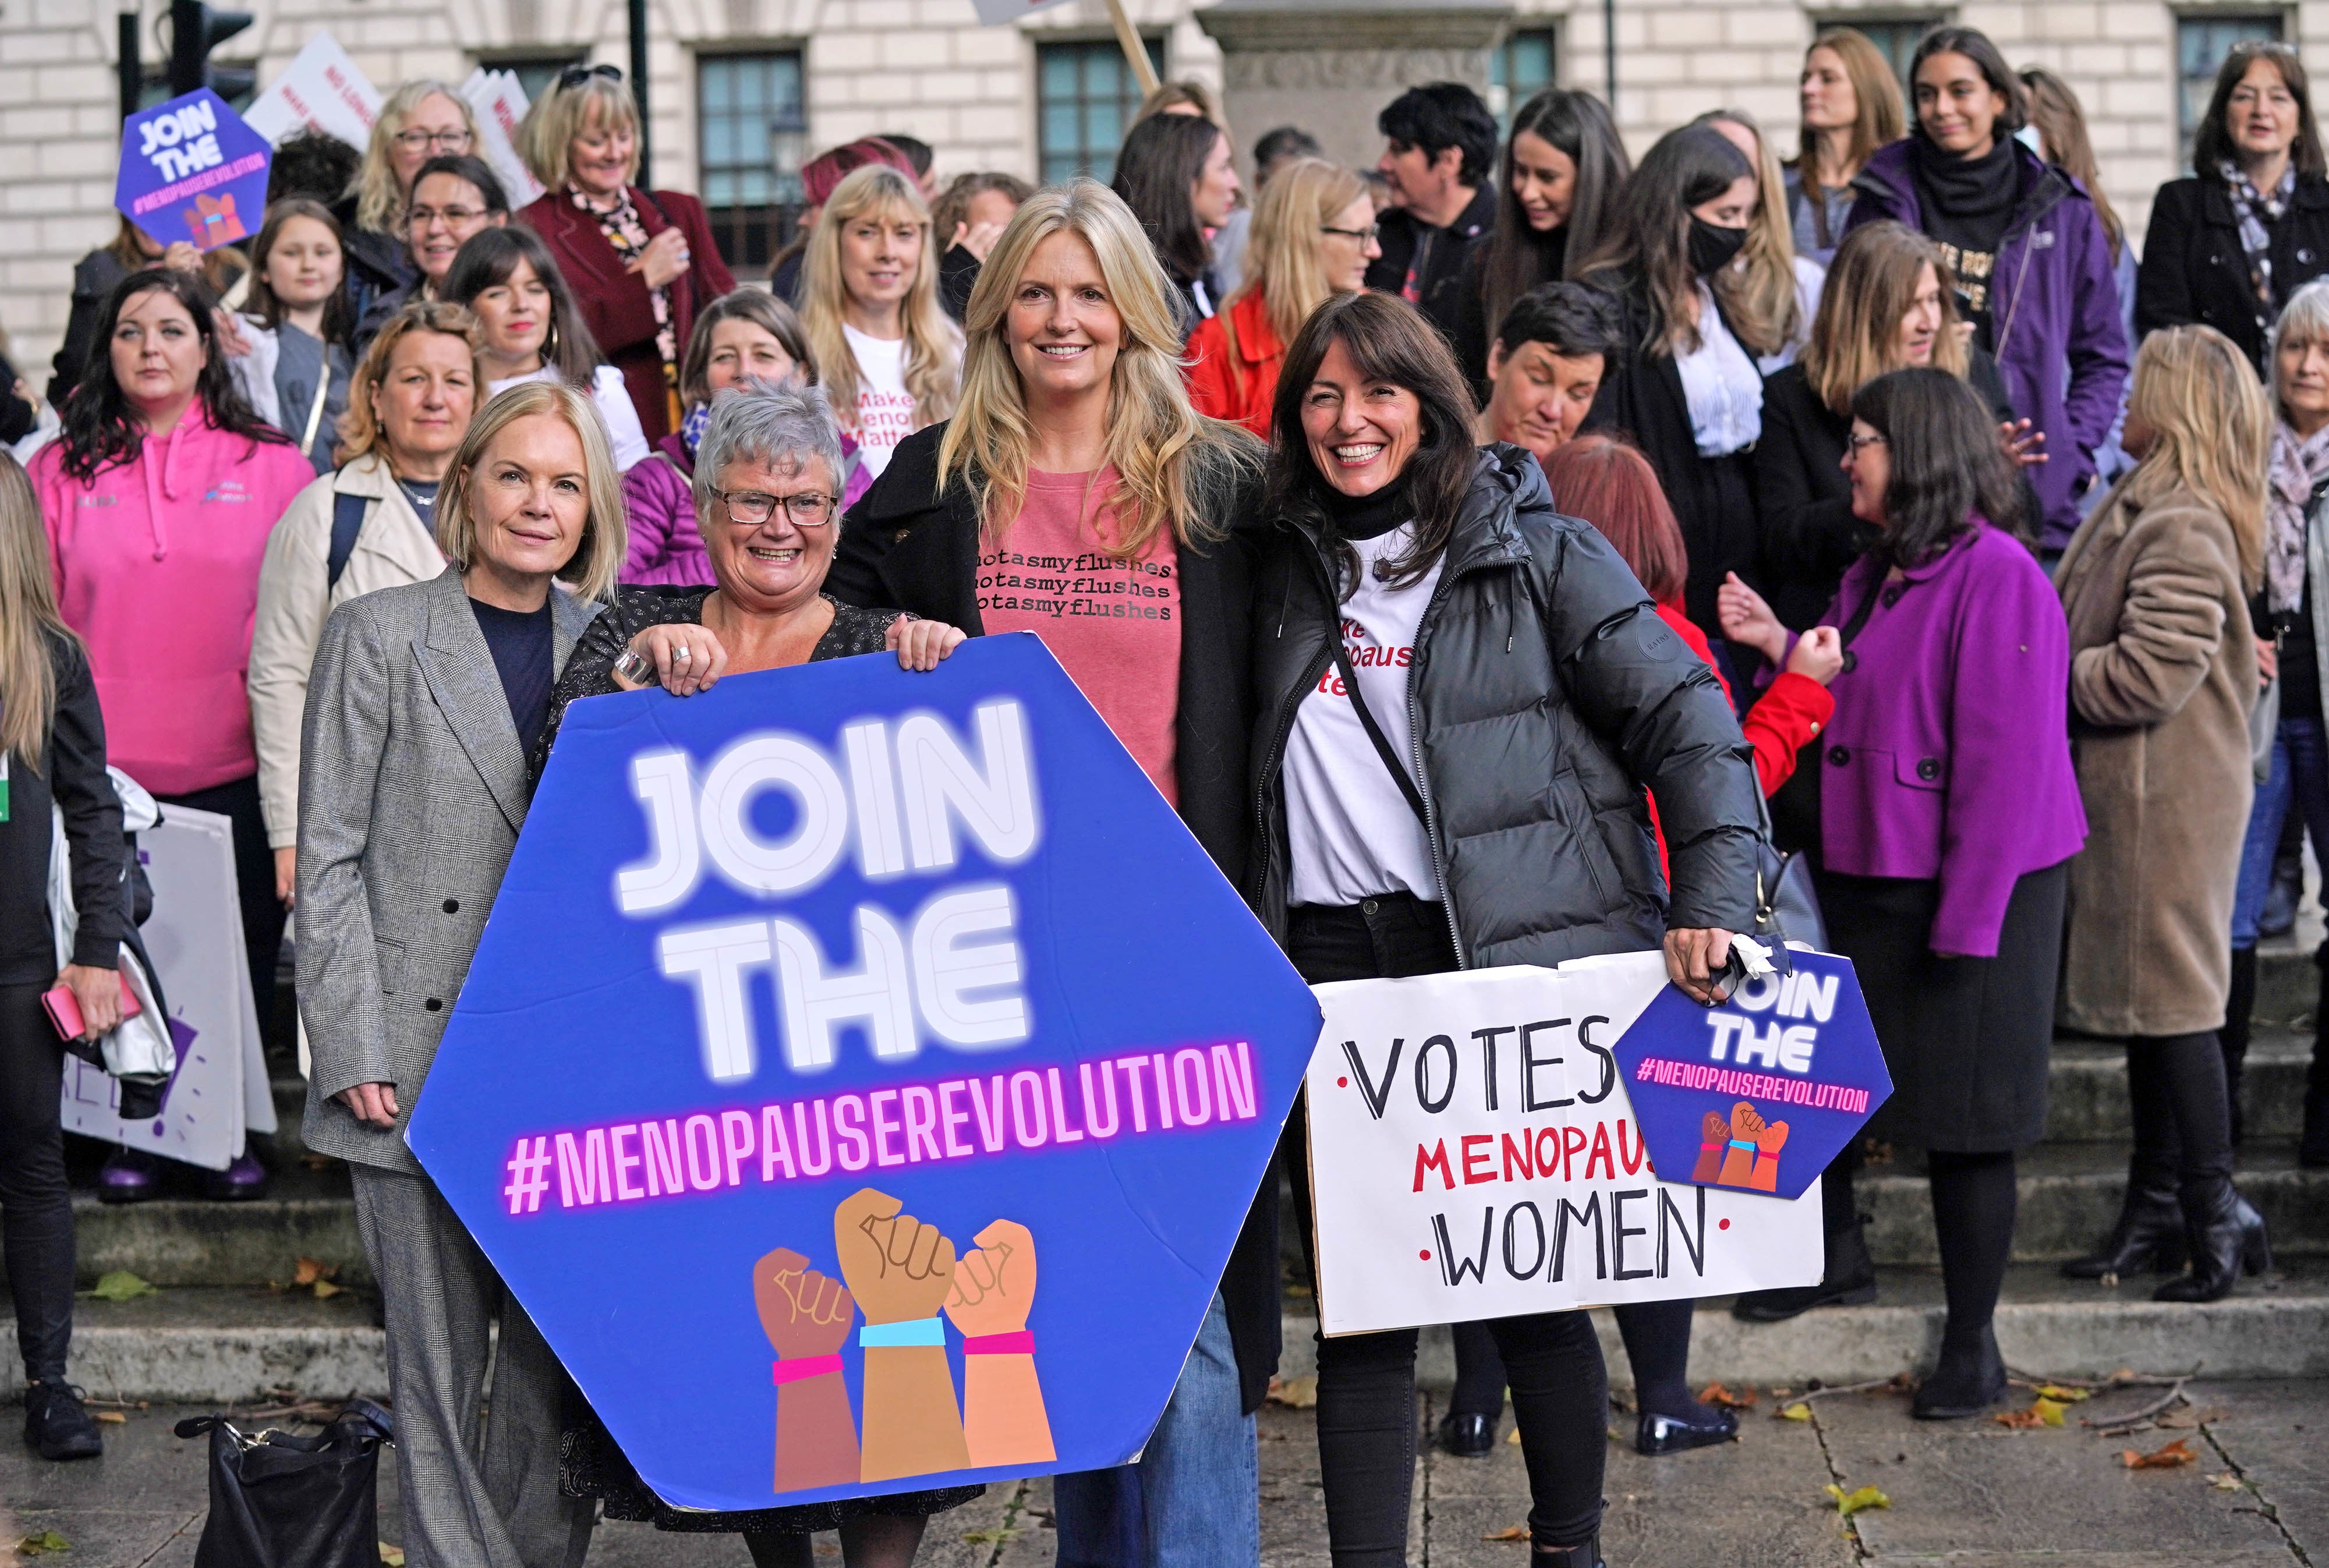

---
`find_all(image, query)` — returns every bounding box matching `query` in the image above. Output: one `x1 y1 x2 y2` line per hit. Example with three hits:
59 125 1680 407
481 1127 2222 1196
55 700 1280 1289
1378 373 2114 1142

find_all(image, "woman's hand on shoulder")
1716 572 1789 666
617 621 730 696
887 615 965 671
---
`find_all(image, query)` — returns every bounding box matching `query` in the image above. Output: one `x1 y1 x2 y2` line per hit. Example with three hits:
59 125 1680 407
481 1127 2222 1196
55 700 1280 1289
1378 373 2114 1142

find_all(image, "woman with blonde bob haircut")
1187 157 1379 433
829 178 1276 1567
1753 220 2017 632
1789 29 1905 263
298 374 619 1568
2057 324 2274 1307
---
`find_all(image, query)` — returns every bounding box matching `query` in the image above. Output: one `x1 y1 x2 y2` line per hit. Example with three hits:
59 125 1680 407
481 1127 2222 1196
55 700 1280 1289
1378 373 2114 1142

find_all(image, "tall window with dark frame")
484 53 588 113
1821 16 1946 90
1489 28 1558 129
1037 38 1167 185
698 52 809 272
2178 13 2285 169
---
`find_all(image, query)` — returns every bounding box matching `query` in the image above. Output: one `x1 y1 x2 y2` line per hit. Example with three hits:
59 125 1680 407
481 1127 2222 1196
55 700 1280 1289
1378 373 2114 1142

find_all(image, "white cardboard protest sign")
244 33 381 149
1306 953 1821 1336
61 806 276 1170
459 69 547 209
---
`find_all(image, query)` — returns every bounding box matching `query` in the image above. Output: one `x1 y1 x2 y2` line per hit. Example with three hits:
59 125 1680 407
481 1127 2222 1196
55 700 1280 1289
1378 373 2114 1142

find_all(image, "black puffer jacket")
1247 444 1763 960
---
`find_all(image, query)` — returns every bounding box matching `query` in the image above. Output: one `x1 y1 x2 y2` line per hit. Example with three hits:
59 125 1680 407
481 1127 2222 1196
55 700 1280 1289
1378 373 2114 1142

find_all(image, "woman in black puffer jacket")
1248 290 1763 1568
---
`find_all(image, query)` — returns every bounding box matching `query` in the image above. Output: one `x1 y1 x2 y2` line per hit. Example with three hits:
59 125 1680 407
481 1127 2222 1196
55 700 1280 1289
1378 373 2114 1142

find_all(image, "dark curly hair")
58 267 291 482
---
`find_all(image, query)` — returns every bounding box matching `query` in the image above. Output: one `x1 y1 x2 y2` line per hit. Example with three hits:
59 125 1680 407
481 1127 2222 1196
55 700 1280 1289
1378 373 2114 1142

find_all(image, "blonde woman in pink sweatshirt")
32 266 312 1201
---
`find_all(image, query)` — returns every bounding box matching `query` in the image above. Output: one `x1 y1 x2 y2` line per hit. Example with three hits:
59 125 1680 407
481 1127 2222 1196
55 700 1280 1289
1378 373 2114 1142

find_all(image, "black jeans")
155 774 285 1033
0 985 76 1381
1282 896 1607 1561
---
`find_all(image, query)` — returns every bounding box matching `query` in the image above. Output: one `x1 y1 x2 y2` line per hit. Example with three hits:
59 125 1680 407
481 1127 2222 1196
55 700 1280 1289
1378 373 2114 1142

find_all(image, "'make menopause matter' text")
501 1043 1262 1216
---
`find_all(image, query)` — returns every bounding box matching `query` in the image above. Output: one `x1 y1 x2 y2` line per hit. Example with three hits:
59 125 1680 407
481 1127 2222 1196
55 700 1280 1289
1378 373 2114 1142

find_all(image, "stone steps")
2048 1030 2309 1143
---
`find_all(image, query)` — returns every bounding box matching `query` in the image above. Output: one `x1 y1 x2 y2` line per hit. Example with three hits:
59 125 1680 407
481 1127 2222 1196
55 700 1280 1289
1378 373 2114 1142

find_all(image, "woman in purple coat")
1722 367 2087 1419
1845 26 2129 556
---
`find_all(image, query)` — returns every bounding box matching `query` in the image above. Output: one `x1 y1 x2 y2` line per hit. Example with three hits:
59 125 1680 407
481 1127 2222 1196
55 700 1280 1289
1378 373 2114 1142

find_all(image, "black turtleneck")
1321 475 1412 541
1911 136 2023 349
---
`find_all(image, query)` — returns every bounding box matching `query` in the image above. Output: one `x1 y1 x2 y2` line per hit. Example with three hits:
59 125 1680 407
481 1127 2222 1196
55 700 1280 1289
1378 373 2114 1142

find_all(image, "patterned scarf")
2221 159 2298 357
2267 420 2329 614
679 398 713 459
569 184 680 418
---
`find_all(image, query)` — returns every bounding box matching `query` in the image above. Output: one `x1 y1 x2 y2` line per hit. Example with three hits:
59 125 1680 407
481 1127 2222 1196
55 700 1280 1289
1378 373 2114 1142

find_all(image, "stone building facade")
3 0 2323 388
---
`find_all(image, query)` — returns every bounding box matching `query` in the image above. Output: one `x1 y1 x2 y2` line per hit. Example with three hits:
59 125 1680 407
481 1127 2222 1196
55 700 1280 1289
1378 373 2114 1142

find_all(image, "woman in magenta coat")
1721 366 2086 1421
515 68 735 446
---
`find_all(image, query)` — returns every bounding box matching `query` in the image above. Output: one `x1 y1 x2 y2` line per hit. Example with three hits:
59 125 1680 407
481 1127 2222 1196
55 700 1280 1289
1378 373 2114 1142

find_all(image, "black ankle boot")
2154 1183 2272 1302
22 1382 101 1461
1910 1326 2006 1420
2061 1177 2185 1279
2224 947 2257 1147
1732 1212 1877 1322
1532 1534 1602 1567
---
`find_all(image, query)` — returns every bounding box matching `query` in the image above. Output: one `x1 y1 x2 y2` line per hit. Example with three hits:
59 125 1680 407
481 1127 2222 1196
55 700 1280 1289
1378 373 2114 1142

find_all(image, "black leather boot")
1531 1534 1603 1567
1910 1325 2007 1420
2223 946 2257 1148
1438 1410 1496 1457
2155 1183 2272 1302
2061 1176 2185 1278
1733 1212 1877 1322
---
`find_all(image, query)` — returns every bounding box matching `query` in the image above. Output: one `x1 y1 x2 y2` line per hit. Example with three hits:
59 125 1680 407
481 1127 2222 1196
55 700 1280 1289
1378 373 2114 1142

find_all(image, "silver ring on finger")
674 643 692 662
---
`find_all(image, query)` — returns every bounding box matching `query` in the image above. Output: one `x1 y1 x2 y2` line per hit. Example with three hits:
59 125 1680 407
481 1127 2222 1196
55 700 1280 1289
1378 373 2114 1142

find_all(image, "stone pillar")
1197 0 1514 175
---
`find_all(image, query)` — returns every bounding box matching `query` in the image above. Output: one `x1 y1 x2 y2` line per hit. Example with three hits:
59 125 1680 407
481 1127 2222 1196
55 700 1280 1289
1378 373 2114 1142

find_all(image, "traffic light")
166 0 254 101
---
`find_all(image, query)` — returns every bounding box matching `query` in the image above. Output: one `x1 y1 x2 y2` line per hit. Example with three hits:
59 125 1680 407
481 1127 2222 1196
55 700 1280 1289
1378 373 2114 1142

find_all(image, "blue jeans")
2232 717 2329 947
1053 1292 1259 1568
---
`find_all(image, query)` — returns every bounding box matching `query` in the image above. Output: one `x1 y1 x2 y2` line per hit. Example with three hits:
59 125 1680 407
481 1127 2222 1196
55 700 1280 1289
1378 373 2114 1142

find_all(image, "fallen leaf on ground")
1266 1375 1316 1409
1507 1425 1521 1444
87 1270 154 1302
93 1411 125 1425
1778 1403 1812 1421
1699 1382 1757 1408
2208 1471 2245 1491
1482 1525 1530 1542
1824 1484 1890 1517
2157 1406 2230 1430
17 1532 70 1556
2119 1438 2197 1468
2032 1384 2093 1403
1995 1397 2069 1430
378 1546 404 1567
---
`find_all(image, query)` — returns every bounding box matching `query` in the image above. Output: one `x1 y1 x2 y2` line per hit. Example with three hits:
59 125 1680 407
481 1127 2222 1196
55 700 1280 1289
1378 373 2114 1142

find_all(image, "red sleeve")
667 190 737 302
1184 317 1237 422
1740 671 1836 796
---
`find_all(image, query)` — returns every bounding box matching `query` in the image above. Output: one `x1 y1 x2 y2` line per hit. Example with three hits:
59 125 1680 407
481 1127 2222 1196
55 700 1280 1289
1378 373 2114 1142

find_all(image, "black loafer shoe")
1438 1411 1496 1457
1636 1404 1739 1456
23 1383 102 1461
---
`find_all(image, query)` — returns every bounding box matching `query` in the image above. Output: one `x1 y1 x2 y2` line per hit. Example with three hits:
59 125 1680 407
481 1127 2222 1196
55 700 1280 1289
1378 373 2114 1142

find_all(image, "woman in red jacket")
514 66 735 445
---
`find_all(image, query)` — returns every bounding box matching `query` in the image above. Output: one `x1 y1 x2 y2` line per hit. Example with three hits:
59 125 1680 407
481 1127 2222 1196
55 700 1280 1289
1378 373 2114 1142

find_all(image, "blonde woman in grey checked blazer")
296 378 620 1568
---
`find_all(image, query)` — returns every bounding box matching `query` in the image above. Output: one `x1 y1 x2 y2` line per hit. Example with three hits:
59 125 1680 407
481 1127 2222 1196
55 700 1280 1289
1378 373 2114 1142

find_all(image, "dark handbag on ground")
175 1399 394 1568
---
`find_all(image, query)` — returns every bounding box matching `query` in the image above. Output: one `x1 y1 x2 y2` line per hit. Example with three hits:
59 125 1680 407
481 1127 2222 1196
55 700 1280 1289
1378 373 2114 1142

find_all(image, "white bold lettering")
700 735 850 894
771 907 916 1069
897 701 1040 870
910 884 1028 1046
843 718 909 879
617 749 700 913
657 921 771 1084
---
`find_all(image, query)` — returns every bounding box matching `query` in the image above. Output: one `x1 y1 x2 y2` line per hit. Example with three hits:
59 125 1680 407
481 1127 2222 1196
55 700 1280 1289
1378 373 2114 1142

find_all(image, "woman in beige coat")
248 301 479 908
2057 323 2274 1302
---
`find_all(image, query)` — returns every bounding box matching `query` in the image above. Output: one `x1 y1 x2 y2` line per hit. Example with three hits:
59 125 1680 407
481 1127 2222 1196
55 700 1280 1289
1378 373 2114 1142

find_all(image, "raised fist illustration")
1718 1102 1764 1186
1749 1118 1790 1192
753 1247 854 1360
834 1187 956 1325
944 1220 1037 1337
1691 1110 1730 1185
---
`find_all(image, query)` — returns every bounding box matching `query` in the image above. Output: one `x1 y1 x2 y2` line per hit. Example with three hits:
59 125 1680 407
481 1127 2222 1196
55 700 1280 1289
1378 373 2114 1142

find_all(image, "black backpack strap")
1329 637 1429 827
326 488 368 590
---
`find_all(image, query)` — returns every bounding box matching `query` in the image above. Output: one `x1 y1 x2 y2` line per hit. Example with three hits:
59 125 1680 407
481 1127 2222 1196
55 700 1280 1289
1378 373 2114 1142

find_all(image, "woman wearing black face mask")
1579 127 1764 649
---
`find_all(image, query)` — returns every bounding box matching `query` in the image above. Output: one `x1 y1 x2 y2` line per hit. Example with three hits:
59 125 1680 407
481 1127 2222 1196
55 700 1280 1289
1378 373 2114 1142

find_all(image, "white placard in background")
459 69 546 209
60 806 276 1171
1305 954 1821 1336
245 32 382 149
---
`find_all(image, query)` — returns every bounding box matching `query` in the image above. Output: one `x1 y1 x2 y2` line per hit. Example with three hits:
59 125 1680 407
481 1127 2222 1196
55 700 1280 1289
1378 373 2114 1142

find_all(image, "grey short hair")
693 382 848 514
2274 281 2329 417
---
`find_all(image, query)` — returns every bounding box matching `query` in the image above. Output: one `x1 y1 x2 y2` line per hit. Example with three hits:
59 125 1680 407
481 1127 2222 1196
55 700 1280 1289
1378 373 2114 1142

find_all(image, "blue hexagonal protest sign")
116 90 272 253
1606 951 1891 1201
406 633 1322 1513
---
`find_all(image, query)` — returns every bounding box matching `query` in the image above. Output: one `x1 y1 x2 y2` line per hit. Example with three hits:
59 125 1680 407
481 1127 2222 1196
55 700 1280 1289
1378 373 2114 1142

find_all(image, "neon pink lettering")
555 1129 607 1206
1047 1067 1085 1143
794 1099 833 1176
642 1119 684 1195
938 1081 974 1158
1008 1070 1049 1148
1172 1048 1212 1125
1117 1056 1153 1132
870 1089 907 1167
684 1114 721 1191
611 1124 645 1200
971 1075 1008 1152
833 1095 871 1170
1079 1061 1120 1138
1212 1042 1256 1120
760 1105 797 1180
902 1085 941 1162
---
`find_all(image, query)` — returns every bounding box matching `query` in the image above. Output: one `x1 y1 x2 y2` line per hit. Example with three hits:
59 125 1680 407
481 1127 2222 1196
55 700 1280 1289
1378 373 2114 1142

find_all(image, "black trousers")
0 985 75 1381
1282 896 1606 1561
156 774 285 1033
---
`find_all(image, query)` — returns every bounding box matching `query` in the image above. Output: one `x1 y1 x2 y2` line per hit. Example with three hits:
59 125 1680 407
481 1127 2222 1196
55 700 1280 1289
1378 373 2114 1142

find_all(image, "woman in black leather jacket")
1247 290 1762 1568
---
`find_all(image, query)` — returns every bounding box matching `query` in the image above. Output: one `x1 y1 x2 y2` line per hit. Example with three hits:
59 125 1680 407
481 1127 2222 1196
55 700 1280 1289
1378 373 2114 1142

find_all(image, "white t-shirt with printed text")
843 324 917 481
1283 526 1445 907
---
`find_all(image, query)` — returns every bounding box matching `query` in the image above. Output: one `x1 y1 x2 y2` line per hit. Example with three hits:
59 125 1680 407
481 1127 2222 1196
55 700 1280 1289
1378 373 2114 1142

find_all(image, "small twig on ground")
2005 1366 2193 1392
2089 1378 2193 1438
1783 1375 1909 1406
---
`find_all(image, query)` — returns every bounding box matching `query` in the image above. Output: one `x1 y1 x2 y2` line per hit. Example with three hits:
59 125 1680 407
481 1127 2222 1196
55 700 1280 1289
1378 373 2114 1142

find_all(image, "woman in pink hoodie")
32 267 312 1199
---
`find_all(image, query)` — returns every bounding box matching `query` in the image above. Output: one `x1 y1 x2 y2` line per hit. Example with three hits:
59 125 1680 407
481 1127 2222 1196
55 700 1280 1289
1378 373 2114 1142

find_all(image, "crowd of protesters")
0 22 2320 1568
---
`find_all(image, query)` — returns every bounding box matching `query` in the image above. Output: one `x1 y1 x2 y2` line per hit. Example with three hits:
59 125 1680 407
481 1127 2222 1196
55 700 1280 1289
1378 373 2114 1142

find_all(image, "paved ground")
3 1377 2324 1567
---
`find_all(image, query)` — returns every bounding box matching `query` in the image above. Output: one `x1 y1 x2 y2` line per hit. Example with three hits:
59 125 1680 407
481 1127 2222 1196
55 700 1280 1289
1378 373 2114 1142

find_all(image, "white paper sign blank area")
1305 955 1822 1337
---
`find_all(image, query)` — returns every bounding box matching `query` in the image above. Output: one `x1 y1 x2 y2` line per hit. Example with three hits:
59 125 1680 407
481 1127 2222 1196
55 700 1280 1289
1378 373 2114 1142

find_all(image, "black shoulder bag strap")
1329 635 1429 827
325 489 368 591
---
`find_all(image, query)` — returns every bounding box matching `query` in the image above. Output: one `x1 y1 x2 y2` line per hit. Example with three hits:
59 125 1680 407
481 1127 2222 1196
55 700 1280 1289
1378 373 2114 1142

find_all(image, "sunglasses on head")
558 62 624 90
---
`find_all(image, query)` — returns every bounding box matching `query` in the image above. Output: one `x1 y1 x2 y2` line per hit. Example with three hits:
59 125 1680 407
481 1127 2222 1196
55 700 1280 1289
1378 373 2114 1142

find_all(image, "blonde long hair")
436 381 627 601
356 82 482 235
1693 108 1803 358
799 165 961 439
1229 157 1369 350
0 453 79 773
941 180 1259 561
1801 221 1969 417
2122 325 2271 592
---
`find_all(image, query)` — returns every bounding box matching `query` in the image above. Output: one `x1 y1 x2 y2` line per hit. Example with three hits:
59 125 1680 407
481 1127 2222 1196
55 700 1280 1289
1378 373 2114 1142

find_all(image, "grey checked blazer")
296 564 601 1173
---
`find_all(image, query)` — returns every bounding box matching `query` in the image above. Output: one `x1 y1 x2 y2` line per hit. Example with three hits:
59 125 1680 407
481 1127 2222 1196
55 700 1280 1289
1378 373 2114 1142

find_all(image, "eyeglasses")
399 204 489 234
558 62 625 90
712 487 837 527
1847 432 1888 454
392 128 473 153
1320 224 1381 242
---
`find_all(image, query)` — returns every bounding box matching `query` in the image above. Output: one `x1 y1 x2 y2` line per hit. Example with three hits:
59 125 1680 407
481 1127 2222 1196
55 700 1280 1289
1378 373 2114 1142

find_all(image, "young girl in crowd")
442 224 650 470
232 199 358 475
798 164 960 487
1787 29 1902 264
